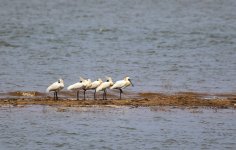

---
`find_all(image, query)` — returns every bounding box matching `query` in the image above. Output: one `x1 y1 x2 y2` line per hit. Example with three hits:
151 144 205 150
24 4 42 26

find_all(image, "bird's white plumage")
67 81 85 91
96 77 113 92
110 77 132 89
47 79 64 92
89 78 103 89
96 82 110 92
110 80 126 89
83 79 92 90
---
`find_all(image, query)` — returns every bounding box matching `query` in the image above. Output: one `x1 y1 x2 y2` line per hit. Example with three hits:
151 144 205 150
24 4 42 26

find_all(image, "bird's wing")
110 80 126 89
96 82 109 92
47 82 59 92
96 84 103 92
90 81 100 89
67 82 84 90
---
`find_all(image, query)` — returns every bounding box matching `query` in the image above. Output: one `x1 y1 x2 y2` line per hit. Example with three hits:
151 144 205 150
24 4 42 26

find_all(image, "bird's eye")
107 80 109 82
80 81 82 83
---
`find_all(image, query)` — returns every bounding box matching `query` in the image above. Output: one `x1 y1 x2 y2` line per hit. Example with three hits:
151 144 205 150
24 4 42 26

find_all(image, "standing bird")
46 79 64 100
96 77 113 100
81 77 92 100
88 78 103 100
110 77 134 99
67 79 86 100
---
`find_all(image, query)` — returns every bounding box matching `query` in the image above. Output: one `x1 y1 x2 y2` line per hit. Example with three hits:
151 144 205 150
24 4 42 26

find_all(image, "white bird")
88 78 103 100
96 77 113 100
46 79 64 100
67 79 86 100
81 77 92 100
110 77 134 99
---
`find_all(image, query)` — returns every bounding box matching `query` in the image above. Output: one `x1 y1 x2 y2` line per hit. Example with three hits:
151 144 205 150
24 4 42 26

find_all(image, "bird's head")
79 77 85 82
126 76 134 87
98 78 103 83
58 78 64 84
124 76 130 80
105 76 112 82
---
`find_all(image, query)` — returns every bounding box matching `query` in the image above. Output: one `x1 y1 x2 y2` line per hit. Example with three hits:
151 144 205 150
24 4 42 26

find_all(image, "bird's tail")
110 85 115 89
67 85 72 91
46 87 50 93
96 86 102 92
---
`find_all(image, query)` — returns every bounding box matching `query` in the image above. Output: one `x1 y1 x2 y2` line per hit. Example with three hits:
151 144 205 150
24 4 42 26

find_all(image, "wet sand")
0 91 236 108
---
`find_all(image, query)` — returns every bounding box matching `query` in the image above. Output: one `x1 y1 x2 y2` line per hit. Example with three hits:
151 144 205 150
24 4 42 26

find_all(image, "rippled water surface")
0 106 235 150
0 0 236 93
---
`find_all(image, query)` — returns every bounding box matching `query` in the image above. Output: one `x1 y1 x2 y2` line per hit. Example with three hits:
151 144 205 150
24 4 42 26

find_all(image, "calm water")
0 0 236 93
0 106 235 150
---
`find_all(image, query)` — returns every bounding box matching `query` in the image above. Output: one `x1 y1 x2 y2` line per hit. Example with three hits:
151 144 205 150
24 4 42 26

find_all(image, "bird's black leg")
55 92 58 100
119 89 123 100
103 91 105 100
94 90 96 100
77 91 79 100
53 92 56 100
83 90 86 100
105 89 107 100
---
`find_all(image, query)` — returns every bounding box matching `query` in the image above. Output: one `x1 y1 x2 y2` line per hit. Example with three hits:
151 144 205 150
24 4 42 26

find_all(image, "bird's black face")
107 80 109 82
58 80 60 83
80 81 82 83
128 79 134 86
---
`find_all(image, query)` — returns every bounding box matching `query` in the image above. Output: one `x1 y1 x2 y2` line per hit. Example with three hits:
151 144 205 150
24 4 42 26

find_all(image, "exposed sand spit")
1 91 236 108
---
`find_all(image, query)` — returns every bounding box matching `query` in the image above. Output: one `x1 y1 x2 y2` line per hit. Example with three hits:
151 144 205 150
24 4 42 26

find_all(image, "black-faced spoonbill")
67 79 86 100
46 79 64 100
96 77 113 100
110 77 134 99
80 77 92 100
88 78 103 100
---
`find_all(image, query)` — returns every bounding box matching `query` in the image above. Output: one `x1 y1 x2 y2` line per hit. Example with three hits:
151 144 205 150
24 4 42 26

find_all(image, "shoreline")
0 91 236 108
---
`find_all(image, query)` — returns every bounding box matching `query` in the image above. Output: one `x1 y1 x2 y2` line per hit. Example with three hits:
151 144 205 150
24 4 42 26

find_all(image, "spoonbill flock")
47 77 133 100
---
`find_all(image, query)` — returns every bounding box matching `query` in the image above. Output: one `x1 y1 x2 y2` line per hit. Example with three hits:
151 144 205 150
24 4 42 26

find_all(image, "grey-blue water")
1 1 236 149
0 106 235 150
0 0 236 93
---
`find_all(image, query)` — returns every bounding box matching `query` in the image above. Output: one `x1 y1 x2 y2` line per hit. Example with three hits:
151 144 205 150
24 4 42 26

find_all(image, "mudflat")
0 91 236 108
